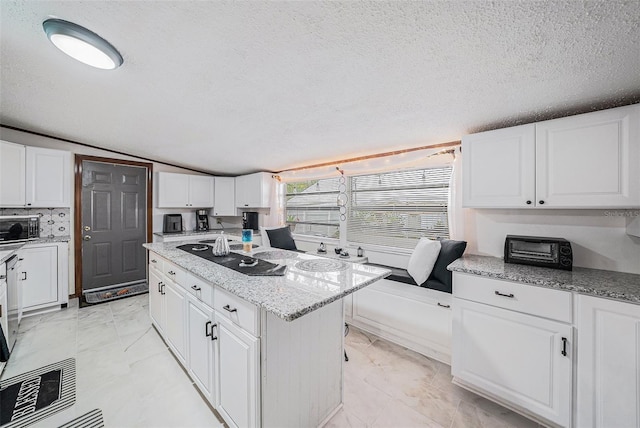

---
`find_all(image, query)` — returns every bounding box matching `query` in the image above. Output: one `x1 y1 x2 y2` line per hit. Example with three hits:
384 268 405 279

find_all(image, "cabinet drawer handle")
561 337 568 356
0 304 3 318
437 302 450 308
494 291 514 298
168 271 176 275
158 281 163 292
21 272 27 281
211 323 218 341
205 321 212 337
151 259 157 264
0 275 5 280
191 285 201 292
223 304 237 313
160 284 165 295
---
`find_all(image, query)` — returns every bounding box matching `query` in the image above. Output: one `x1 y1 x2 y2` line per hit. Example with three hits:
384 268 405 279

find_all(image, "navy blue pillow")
266 226 298 251
426 239 467 290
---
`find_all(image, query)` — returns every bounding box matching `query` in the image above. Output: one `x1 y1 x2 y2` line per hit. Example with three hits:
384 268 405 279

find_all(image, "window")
347 167 452 249
285 178 340 239
285 166 452 247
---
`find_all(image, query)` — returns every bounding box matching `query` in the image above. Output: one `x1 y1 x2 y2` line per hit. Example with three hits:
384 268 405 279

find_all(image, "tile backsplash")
0 207 71 238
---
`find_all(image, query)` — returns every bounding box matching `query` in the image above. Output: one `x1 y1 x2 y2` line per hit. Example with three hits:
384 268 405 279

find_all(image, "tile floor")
1 295 541 428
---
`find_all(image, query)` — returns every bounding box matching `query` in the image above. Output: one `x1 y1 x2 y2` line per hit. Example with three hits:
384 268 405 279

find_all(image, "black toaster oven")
504 235 573 271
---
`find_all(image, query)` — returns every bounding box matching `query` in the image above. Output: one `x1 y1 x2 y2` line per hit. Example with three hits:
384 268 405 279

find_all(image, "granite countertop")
448 254 640 304
144 240 391 321
0 236 71 264
154 228 247 238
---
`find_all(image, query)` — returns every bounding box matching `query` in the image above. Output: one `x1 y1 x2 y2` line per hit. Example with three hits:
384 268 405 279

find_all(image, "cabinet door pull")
191 285 201 292
160 284 165 295
211 323 218 341
158 281 163 292
0 304 3 318
151 259 157 264
494 291 514 298
168 271 175 276
0 275 5 280
561 337 568 356
21 272 27 281
437 302 450 308
539 200 545 205
222 304 237 313
205 320 212 337
526 200 532 205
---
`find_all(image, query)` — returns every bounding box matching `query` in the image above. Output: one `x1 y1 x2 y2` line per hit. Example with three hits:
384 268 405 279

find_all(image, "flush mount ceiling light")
43 19 123 70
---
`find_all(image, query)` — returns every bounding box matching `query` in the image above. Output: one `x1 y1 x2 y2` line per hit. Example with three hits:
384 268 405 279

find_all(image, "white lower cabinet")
187 295 216 404
164 279 187 365
215 314 259 428
576 295 640 428
349 278 452 364
148 268 165 333
18 242 69 313
452 272 573 427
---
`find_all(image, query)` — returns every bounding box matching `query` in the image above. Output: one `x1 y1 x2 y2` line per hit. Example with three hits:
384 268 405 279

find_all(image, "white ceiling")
1 1 639 175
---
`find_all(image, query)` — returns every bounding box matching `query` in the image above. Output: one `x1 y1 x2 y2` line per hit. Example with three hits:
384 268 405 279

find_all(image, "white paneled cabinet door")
462 124 536 208
213 177 236 216
235 172 271 208
0 141 26 207
20 246 58 309
215 314 259 428
187 296 216 404
452 298 572 427
148 268 164 332
157 172 190 207
576 295 640 428
188 175 214 208
164 279 187 365
536 104 640 207
26 146 71 207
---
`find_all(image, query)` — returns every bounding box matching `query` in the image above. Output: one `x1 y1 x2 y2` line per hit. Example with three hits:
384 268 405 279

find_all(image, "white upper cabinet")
463 104 640 208
188 175 215 208
157 172 214 208
213 177 236 216
1 142 71 207
462 124 536 208
536 104 640 208
26 146 71 207
235 172 272 209
0 141 26 207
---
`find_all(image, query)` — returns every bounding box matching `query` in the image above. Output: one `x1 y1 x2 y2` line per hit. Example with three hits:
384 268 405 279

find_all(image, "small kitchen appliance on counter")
163 214 183 233
242 211 259 231
504 235 573 271
0 215 39 244
196 210 209 231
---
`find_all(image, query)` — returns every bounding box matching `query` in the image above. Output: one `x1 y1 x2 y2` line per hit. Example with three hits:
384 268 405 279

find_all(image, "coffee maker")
242 212 259 230
196 210 209 231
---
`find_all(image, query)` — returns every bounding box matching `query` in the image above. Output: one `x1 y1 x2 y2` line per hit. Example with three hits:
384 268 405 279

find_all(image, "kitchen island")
143 240 390 428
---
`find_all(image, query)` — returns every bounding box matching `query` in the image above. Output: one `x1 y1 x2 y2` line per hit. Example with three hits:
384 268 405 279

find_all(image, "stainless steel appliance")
5 255 22 352
196 210 209 231
163 214 183 233
504 235 573 271
0 215 39 244
242 212 259 231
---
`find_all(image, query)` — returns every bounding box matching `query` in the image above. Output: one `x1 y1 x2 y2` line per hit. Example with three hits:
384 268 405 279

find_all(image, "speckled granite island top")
143 240 391 321
449 254 640 304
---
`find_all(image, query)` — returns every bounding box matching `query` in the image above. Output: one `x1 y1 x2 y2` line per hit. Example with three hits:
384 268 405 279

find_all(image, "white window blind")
347 167 452 249
285 178 340 239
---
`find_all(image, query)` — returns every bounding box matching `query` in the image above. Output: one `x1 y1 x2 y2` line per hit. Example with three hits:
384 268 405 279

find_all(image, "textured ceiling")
1 1 639 175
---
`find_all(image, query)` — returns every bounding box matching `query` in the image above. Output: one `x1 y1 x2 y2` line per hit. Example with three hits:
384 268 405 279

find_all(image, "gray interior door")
81 161 147 291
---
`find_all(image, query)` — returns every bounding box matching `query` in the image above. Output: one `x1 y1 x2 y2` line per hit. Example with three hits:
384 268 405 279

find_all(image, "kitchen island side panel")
262 299 344 427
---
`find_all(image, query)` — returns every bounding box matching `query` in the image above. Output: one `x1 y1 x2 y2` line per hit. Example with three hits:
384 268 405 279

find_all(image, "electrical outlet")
216 218 222 224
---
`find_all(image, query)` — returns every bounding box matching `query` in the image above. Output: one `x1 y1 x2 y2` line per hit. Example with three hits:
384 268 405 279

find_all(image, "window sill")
345 242 413 256
292 234 340 245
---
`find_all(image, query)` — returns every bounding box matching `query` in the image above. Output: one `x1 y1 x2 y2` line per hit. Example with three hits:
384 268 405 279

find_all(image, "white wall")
463 208 640 274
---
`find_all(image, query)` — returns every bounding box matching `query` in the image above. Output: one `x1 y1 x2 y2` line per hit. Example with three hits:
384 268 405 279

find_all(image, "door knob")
83 235 92 241
84 226 91 231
